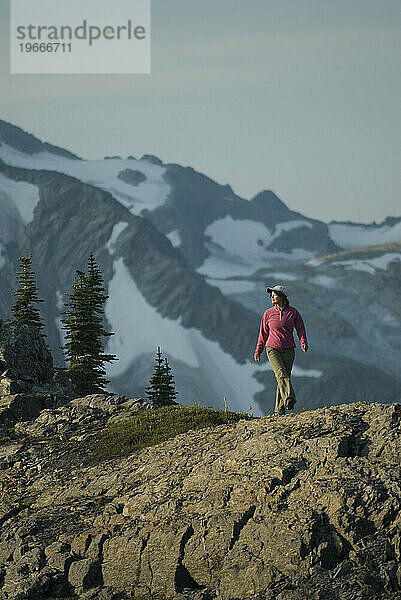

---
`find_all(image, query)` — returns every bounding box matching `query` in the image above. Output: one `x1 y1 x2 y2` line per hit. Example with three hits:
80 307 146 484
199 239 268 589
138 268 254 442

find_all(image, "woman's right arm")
294 309 308 351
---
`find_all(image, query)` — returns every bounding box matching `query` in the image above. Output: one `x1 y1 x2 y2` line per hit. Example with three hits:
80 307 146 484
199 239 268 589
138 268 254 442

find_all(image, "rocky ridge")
1 395 401 600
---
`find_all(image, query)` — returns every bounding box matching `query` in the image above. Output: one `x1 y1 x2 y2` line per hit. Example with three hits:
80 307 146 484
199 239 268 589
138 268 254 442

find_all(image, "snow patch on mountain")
329 222 401 249
198 253 258 279
0 143 170 216
205 217 273 259
55 290 64 311
199 246 313 279
105 258 197 373
0 172 40 225
167 230 181 248
197 217 314 278
331 253 401 273
0 143 63 168
273 220 313 237
204 217 312 258
104 258 264 414
292 366 323 377
106 222 129 256
310 275 337 289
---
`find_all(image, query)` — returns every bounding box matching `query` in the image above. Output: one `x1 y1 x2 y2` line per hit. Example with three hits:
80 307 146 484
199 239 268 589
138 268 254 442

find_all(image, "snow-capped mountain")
0 119 400 413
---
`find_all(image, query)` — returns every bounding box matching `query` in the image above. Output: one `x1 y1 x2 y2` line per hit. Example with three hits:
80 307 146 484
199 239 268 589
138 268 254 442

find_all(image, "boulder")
68 558 102 591
45 541 74 575
0 393 52 428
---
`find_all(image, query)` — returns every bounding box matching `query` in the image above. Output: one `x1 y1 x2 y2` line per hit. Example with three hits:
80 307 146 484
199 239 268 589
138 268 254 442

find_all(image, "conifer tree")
162 357 178 404
12 254 45 335
60 254 117 396
146 347 178 407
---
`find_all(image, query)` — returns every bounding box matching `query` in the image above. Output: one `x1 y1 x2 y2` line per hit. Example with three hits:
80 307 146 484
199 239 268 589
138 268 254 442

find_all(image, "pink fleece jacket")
255 305 307 356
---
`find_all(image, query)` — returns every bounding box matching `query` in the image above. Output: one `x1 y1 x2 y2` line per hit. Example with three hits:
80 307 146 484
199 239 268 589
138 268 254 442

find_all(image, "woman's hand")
301 343 308 352
254 354 260 362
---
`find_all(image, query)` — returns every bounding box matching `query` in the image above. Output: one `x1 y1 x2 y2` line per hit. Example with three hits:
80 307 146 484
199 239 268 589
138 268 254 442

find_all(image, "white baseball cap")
266 285 289 297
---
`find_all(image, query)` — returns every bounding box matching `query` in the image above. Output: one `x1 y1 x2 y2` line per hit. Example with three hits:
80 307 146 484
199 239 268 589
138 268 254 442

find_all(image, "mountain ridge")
0 119 400 414
0 119 81 160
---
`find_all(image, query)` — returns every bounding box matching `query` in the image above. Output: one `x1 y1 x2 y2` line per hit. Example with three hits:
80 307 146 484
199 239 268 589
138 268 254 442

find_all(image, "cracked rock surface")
1 398 401 599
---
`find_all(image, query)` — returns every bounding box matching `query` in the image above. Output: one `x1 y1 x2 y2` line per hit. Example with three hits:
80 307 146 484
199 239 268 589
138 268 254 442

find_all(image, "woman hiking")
254 285 308 415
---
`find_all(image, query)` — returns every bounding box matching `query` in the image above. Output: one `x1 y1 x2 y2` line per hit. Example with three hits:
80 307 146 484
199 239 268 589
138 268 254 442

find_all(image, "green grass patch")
93 405 254 461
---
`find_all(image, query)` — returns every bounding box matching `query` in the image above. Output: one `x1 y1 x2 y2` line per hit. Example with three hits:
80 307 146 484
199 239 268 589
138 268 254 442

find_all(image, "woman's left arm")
294 310 308 352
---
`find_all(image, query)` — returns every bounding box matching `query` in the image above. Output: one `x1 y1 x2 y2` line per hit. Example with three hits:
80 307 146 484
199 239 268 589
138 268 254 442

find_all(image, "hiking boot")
275 406 286 416
286 398 296 410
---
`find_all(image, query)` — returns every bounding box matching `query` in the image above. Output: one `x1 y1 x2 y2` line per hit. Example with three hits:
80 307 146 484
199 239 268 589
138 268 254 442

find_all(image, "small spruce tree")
60 254 117 396
12 254 45 335
162 357 178 404
146 347 178 407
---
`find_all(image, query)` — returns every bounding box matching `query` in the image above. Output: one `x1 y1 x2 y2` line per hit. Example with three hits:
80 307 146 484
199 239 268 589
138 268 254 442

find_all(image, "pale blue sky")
0 0 400 222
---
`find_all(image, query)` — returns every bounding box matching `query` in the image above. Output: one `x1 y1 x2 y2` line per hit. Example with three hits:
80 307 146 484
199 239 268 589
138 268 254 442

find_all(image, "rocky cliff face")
1 393 401 600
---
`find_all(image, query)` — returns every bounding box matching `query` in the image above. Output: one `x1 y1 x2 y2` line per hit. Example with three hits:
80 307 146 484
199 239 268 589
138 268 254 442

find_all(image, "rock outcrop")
0 320 57 429
0 393 52 430
1 398 400 599
0 320 53 395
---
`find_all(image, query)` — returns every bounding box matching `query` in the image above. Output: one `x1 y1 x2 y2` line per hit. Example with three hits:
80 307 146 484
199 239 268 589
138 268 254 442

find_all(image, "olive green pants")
266 347 296 414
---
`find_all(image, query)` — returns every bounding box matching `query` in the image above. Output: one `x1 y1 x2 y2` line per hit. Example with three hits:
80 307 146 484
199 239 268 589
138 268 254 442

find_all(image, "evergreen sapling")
146 346 178 407
12 254 46 336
